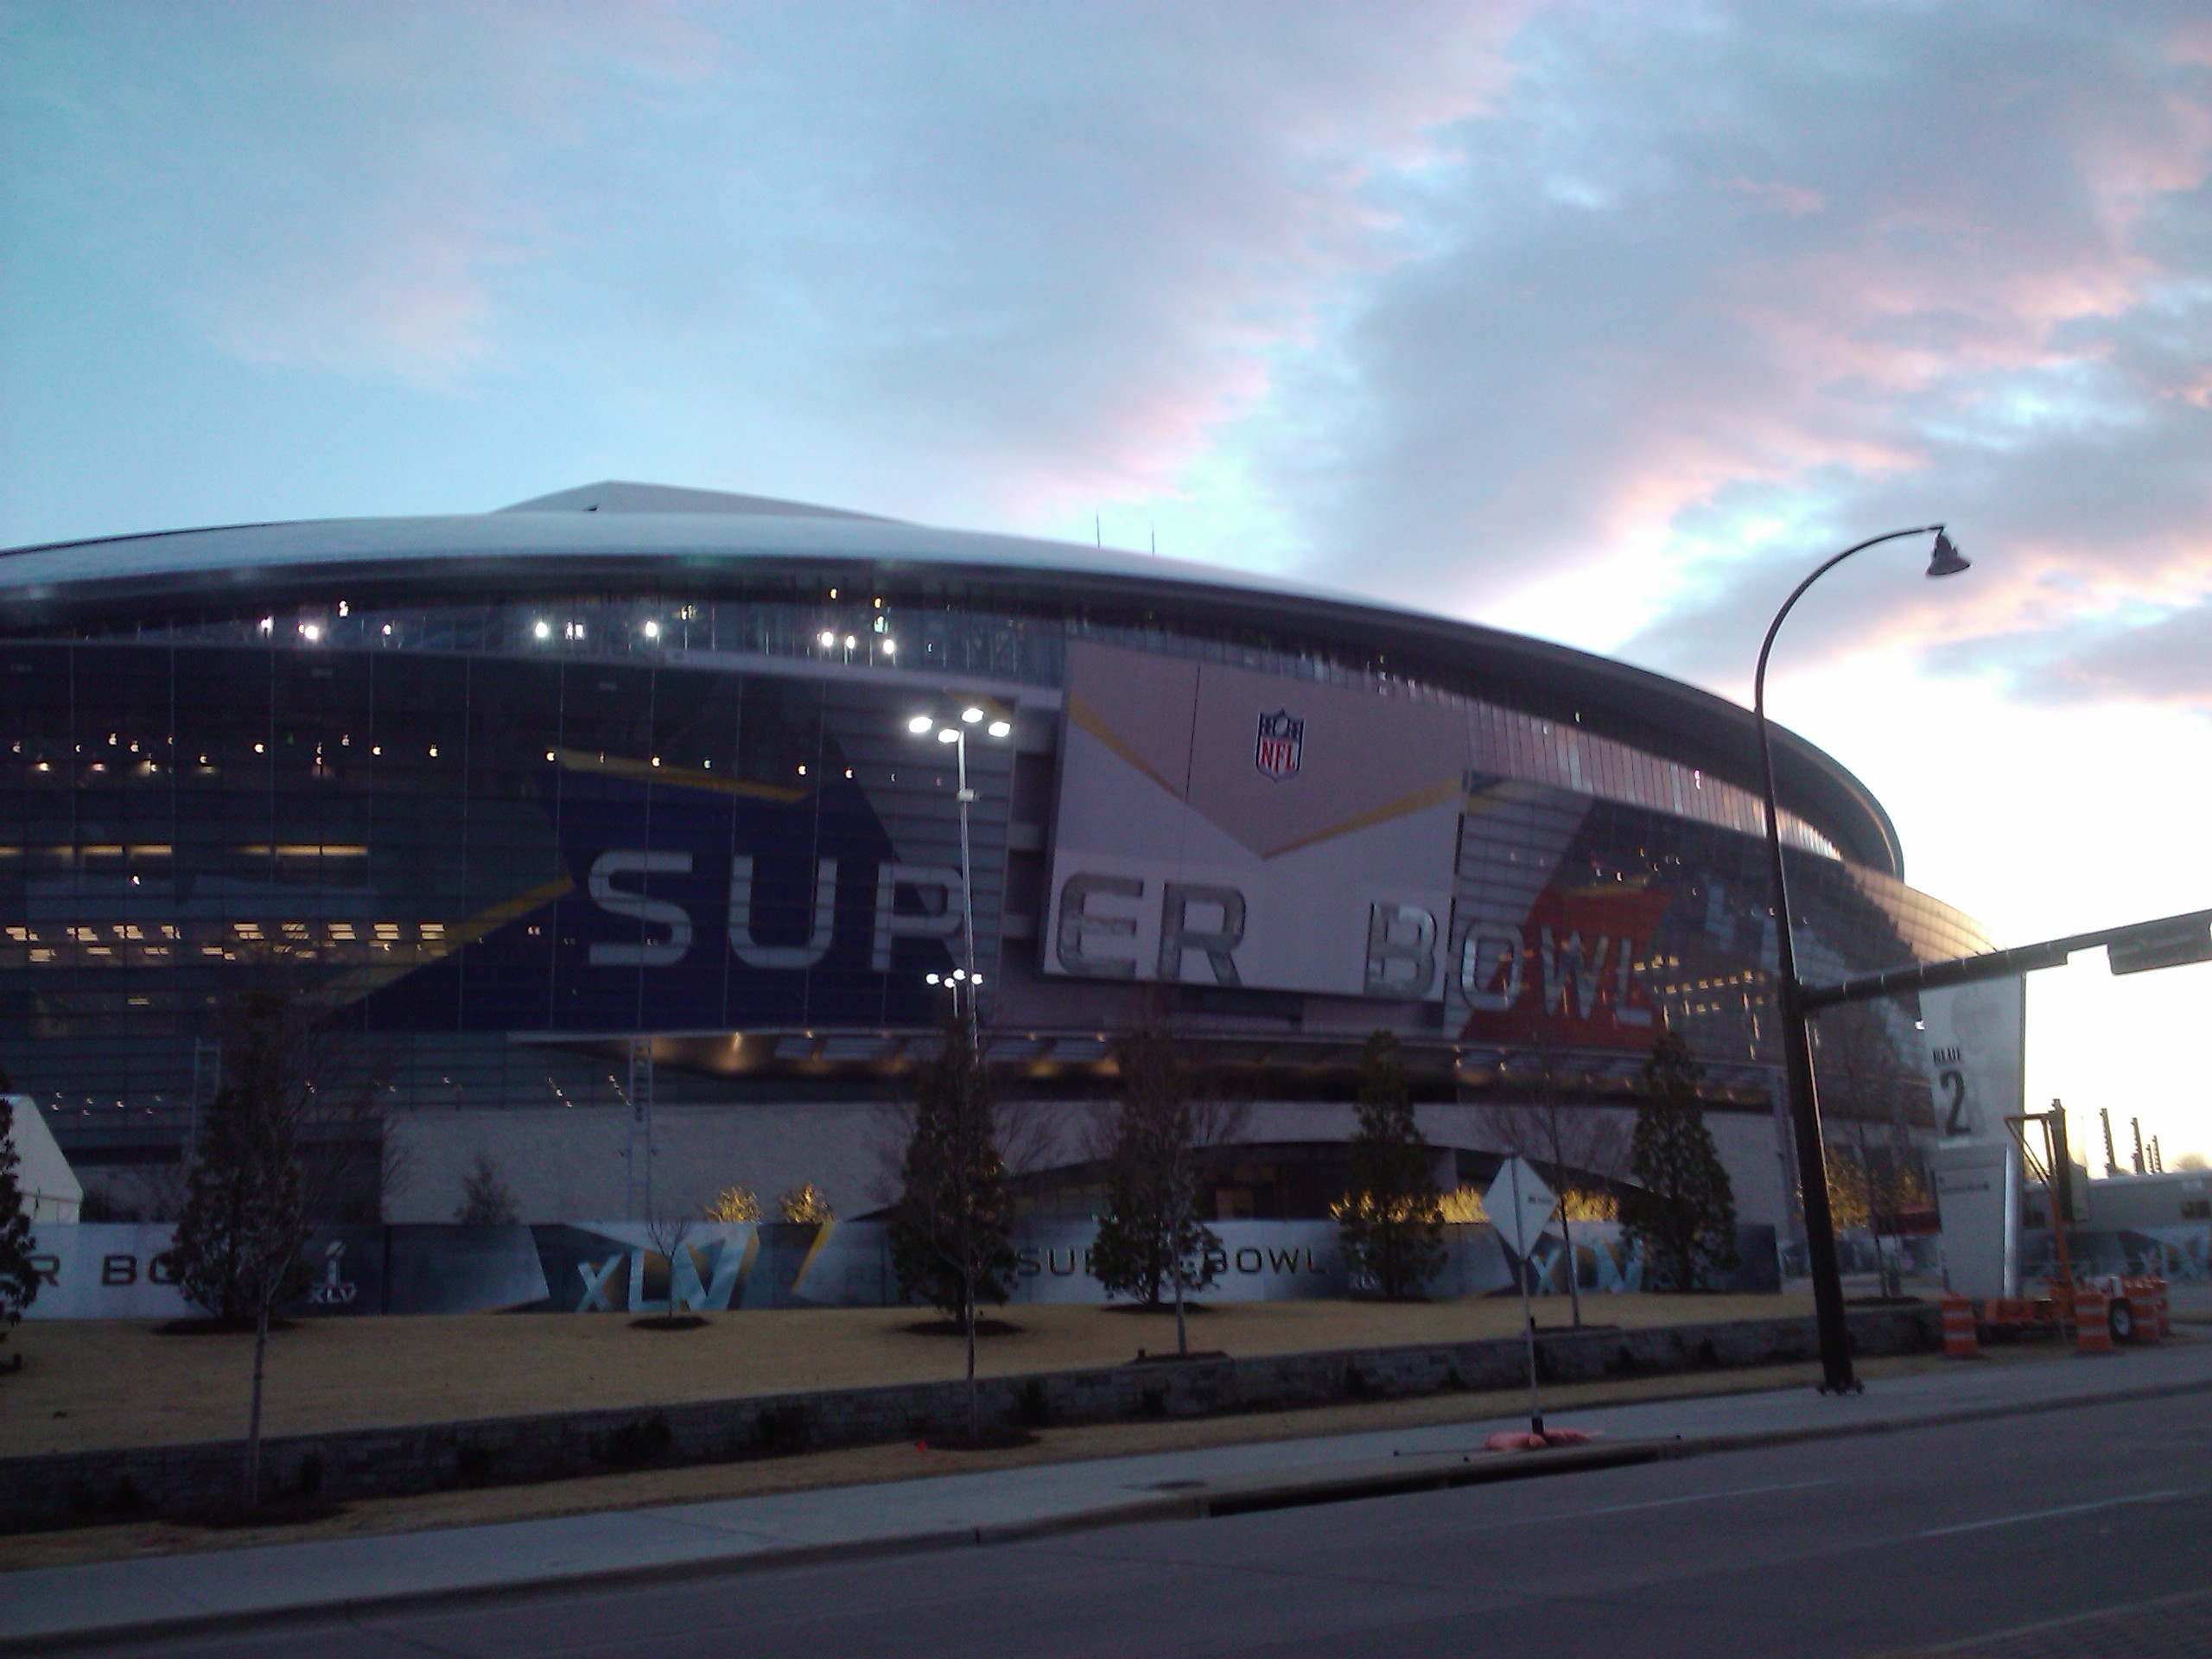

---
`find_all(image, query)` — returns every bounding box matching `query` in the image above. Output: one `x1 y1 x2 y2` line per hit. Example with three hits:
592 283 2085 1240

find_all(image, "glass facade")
3 582 1990 1177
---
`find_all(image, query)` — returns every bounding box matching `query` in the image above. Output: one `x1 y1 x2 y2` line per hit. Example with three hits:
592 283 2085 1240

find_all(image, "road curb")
8 1367 2211 1654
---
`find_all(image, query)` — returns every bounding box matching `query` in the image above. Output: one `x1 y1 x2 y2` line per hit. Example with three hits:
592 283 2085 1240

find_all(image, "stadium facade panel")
0 486 1990 1230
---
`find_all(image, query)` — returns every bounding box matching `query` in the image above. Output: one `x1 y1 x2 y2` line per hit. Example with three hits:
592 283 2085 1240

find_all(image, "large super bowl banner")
1045 640 1465 999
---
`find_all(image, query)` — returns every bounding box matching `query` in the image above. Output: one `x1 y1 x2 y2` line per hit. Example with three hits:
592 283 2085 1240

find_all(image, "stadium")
0 482 1992 1236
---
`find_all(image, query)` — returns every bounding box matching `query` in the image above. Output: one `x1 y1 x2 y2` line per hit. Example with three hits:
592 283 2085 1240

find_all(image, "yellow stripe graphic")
1262 775 1465 859
553 747 806 804
312 871 575 1007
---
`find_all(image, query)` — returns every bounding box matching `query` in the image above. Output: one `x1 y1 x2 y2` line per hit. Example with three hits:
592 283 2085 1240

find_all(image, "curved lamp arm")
1753 524 1957 864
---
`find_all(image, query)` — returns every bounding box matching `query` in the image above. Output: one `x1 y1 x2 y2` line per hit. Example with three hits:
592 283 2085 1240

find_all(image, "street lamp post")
1755 524 1967 1395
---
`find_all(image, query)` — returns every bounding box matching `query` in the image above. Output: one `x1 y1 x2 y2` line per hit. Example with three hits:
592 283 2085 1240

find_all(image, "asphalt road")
76 1390 2212 1659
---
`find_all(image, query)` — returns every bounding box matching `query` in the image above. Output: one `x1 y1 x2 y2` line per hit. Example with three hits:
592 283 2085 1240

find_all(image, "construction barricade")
1940 1293 1980 1359
2074 1288 2113 1355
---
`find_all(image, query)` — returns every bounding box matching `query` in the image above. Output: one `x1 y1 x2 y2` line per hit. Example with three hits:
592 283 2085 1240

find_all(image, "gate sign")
1484 1155 1558 1259
1917 977 2024 1145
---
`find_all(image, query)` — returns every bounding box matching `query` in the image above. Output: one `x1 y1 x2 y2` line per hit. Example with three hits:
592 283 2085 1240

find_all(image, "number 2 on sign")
1941 1069 1970 1135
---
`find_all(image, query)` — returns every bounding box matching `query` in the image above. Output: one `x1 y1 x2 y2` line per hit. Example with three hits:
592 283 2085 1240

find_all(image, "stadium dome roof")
0 482 1905 876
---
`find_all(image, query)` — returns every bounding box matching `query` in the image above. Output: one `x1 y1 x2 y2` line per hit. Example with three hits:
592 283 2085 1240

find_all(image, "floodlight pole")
1755 524 1958 1397
912 707 1007 1060
951 726 981 1059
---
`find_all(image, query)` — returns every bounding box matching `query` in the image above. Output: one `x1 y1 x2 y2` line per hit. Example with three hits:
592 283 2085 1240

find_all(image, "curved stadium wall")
0 490 1992 1229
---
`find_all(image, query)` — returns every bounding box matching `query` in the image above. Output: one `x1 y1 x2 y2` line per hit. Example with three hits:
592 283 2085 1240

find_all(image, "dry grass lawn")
1 1294 1821 1459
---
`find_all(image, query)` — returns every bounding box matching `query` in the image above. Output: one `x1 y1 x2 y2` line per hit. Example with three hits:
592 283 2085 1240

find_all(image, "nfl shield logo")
1254 709 1303 780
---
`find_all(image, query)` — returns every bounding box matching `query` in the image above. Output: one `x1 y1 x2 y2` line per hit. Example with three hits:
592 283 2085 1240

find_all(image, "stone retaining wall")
0 1305 1939 1532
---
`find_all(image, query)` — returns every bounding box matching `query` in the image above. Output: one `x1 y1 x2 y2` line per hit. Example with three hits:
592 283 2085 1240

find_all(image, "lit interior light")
906 715 934 734
987 720 1012 739
971 974 983 986
961 706 983 724
301 622 321 641
818 630 836 648
533 620 551 640
382 623 393 637
338 601 349 616
880 639 895 656
545 750 556 762
951 969 967 981
925 973 940 985
843 634 856 650
643 620 661 639
651 756 661 767
258 617 273 632
937 728 959 744
253 742 264 754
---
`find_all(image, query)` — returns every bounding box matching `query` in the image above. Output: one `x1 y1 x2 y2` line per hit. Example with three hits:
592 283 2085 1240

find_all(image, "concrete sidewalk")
7 1340 2211 1652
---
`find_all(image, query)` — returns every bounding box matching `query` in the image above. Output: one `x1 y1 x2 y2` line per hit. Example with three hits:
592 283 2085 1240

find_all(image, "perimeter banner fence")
19 1217 1783 1319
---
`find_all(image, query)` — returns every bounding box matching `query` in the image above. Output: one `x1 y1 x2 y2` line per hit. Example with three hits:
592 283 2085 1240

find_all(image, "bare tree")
1812 1003 1921 1298
1482 1059 1627 1327
162 980 385 1510
1090 1021 1251 1357
638 1209 697 1324
454 1151 517 1225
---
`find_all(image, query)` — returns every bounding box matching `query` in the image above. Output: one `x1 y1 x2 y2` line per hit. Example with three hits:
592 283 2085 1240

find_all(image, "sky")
3 1 2209 1166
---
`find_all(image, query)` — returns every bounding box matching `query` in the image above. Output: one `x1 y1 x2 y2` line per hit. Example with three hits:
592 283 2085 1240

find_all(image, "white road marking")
1573 1478 1833 1517
1920 1490 2190 1538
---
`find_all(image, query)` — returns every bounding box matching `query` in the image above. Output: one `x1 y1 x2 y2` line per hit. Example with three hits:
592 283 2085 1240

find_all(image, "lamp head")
1925 529 1970 578
986 719 1012 739
960 706 984 724
906 715 934 735
937 727 960 744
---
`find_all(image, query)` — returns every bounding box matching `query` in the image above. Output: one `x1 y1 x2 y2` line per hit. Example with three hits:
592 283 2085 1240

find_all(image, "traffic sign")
1484 1156 1558 1259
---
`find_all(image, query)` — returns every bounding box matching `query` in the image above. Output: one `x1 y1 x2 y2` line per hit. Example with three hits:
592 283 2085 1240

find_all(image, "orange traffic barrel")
2074 1289 2113 1355
1939 1294 1979 1358
2119 1277 2160 1344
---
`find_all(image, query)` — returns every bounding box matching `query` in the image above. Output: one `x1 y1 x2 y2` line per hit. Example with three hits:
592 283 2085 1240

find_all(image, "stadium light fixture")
643 620 661 639
907 715 935 734
961 706 983 724
937 727 960 744
987 719 1012 739
1753 523 1968 1399
880 639 896 657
